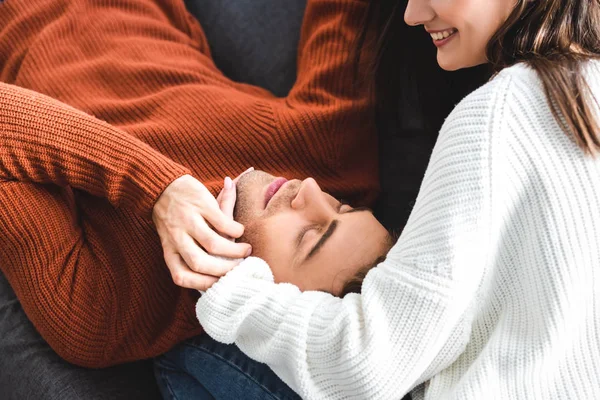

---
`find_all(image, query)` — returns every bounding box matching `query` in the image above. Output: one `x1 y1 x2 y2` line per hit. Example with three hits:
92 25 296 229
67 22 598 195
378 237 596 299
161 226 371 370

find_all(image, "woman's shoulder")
441 67 515 138
453 59 600 112
441 60 600 153
452 63 535 114
447 62 566 132
487 60 600 105
437 64 539 160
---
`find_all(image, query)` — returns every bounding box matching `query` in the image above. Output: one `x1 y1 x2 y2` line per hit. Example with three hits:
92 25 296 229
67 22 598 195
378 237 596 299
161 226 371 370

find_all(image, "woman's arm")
196 76 511 399
0 83 189 217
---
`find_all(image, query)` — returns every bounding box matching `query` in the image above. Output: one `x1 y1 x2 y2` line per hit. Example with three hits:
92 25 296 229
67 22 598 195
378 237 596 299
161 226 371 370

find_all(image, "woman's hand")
152 174 252 291
216 168 253 221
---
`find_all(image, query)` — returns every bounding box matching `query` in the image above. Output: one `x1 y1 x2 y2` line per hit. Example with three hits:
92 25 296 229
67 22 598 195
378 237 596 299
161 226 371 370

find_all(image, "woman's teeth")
430 29 457 41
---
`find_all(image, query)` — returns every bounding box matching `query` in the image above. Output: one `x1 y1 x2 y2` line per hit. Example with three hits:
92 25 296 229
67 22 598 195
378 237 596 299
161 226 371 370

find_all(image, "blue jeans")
0 0 307 399
155 1 305 398
154 335 301 400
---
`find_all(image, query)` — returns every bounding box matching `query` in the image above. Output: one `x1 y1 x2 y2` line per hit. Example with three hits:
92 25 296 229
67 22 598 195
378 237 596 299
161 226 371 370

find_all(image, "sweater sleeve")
0 0 378 369
272 0 376 187
196 77 510 399
0 83 189 217
1 0 378 204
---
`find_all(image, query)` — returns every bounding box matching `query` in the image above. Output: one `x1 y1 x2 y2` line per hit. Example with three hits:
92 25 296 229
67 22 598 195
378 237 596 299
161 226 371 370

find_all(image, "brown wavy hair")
487 0 600 154
357 0 600 155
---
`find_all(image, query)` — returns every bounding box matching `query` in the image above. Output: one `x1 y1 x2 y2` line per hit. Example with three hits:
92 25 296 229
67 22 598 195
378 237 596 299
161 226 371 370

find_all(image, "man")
0 0 484 398
230 170 393 295
0 0 377 371
147 169 396 400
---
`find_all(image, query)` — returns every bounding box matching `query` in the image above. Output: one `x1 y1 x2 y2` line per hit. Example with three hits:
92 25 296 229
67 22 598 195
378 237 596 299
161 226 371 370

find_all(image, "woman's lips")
430 28 458 48
264 177 288 208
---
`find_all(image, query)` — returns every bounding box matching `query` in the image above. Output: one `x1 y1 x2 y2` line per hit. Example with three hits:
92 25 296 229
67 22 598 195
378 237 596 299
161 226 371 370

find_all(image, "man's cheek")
237 222 287 281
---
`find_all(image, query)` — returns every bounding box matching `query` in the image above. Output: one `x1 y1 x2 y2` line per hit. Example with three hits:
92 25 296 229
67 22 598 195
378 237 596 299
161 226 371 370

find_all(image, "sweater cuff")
124 157 191 219
195 257 276 344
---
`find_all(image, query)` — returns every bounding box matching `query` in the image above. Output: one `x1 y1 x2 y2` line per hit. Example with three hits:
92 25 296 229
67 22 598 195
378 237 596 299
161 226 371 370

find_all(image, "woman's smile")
427 28 458 47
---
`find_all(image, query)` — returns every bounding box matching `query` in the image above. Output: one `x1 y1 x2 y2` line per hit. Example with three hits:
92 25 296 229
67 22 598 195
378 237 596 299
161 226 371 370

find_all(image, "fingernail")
245 247 252 257
224 176 233 189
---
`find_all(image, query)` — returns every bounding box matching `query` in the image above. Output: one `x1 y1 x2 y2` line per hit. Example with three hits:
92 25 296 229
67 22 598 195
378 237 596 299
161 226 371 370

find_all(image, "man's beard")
233 170 301 252
233 170 270 224
232 171 276 248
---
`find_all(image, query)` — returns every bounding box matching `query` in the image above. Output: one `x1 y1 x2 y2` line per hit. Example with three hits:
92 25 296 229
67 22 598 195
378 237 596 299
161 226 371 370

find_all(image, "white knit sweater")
196 62 600 400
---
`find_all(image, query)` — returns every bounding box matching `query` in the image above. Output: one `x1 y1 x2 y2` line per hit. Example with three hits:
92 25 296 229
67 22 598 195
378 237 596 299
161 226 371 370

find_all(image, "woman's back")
193 0 600 398
415 61 600 399
196 60 600 400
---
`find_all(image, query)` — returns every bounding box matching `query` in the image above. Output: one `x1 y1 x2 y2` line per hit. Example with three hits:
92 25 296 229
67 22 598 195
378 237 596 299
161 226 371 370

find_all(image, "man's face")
234 171 391 295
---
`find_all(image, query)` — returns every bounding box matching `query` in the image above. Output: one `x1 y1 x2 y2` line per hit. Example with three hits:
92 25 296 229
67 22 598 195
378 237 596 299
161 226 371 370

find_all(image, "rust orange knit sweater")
0 0 377 368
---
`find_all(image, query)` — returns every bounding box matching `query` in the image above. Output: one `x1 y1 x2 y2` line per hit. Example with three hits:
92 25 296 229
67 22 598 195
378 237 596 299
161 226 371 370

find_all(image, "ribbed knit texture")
197 62 600 399
0 0 377 368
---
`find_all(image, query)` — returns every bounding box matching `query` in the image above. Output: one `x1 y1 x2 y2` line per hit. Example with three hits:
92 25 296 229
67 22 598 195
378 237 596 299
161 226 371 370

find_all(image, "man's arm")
2 0 378 205
0 0 377 368
272 0 378 204
0 83 190 218
0 83 199 367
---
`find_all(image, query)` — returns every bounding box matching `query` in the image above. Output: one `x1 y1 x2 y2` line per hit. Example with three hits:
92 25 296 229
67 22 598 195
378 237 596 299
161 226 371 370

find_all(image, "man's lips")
264 177 288 208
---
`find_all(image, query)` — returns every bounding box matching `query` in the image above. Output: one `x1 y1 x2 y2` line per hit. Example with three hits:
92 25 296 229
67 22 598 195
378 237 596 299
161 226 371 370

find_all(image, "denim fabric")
154 335 301 400
0 1 307 398
0 272 161 400
156 2 309 397
183 0 306 97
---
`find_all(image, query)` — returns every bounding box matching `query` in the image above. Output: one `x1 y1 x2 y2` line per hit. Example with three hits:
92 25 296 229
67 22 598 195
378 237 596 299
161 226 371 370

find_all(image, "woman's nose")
404 0 435 27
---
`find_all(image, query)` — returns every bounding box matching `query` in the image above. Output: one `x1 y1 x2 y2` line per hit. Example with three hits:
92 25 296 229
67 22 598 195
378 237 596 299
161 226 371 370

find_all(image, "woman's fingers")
209 168 255 237
191 218 250 259
163 252 219 291
233 167 254 184
178 235 241 276
219 177 237 218
152 173 255 289
203 198 245 239
217 167 253 209
216 167 253 205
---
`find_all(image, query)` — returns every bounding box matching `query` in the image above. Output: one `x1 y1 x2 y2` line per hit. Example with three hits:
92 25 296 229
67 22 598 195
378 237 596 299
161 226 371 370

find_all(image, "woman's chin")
437 53 488 71
436 54 464 71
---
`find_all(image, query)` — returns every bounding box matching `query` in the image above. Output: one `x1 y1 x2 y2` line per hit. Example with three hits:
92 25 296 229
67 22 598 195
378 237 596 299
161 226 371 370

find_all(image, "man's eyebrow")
344 206 373 214
305 219 339 261
304 207 371 261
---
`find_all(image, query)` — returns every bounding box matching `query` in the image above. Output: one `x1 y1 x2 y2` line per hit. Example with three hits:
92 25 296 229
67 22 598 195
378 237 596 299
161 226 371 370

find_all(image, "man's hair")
339 229 400 297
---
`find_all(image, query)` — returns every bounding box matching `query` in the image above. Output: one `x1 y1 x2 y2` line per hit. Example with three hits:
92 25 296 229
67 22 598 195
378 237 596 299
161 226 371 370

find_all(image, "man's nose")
290 178 330 215
404 0 435 27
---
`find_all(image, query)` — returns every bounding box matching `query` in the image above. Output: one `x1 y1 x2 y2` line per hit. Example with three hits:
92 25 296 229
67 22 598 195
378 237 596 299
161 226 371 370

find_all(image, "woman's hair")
488 0 600 154
354 1 489 138
356 0 600 155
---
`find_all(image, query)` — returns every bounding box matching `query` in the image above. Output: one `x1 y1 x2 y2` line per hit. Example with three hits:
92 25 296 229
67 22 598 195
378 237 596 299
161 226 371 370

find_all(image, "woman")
195 0 600 398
